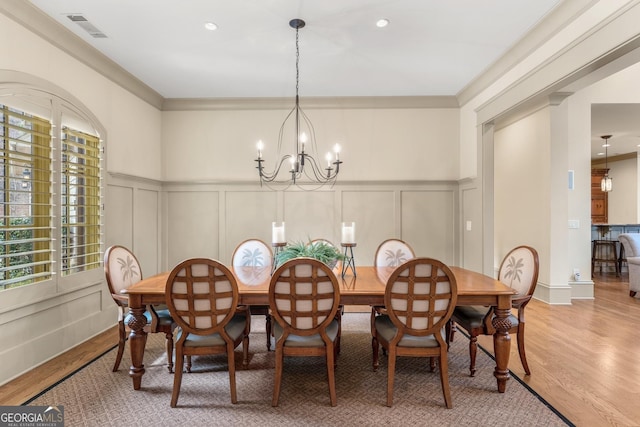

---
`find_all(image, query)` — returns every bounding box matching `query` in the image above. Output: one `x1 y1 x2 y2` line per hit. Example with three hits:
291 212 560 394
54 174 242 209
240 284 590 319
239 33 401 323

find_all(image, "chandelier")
255 19 342 188
601 135 612 192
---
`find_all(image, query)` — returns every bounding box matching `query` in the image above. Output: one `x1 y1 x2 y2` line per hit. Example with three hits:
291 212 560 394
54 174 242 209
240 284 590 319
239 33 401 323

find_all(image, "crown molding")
161 96 459 111
457 0 598 106
0 0 164 109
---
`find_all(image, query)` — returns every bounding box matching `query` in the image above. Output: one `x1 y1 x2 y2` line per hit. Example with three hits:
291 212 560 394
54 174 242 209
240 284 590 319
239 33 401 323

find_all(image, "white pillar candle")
341 222 355 244
272 222 285 244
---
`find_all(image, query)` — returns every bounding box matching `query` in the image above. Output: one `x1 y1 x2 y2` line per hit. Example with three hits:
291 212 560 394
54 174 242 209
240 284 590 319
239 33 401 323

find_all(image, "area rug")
27 313 572 426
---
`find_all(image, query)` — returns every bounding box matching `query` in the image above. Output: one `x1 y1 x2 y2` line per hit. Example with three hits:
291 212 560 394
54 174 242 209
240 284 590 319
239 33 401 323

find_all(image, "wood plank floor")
1 273 638 425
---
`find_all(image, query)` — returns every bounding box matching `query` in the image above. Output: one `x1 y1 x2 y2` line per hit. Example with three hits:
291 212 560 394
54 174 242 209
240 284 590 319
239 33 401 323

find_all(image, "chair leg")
386 348 396 407
326 343 337 407
272 346 284 407
186 355 192 373
265 314 272 351
227 345 238 404
631 290 637 297
438 349 453 409
335 306 343 355
112 320 126 372
242 333 250 367
165 332 174 373
429 357 436 372
517 324 530 375
372 336 380 371
468 335 478 377
170 350 184 407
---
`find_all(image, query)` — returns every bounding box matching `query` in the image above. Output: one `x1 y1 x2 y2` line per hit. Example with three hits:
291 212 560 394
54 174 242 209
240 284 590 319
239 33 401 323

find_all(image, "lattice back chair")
165 258 250 407
269 257 341 407
232 238 273 350
104 245 176 373
371 258 457 408
449 245 539 376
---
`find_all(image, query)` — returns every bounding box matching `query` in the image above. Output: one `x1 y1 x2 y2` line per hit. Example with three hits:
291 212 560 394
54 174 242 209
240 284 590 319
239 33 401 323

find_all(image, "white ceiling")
28 0 561 99
27 1 638 160
591 104 640 161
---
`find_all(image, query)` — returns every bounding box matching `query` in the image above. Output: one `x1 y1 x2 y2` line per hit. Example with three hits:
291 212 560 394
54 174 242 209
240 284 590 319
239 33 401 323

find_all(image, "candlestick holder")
271 242 287 273
341 243 356 277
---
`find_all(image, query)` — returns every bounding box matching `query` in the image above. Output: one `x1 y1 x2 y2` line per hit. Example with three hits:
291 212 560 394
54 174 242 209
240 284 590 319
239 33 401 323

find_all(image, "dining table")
122 265 516 393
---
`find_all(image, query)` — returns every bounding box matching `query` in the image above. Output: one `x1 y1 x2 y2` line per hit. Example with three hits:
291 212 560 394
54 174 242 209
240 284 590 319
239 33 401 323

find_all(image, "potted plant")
274 239 344 269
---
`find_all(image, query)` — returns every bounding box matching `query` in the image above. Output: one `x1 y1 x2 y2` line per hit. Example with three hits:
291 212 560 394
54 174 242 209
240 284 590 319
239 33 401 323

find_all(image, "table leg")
126 298 148 390
492 304 512 393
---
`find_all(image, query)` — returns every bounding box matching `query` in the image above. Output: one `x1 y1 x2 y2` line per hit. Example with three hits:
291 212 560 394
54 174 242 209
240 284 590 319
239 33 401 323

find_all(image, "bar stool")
592 240 620 277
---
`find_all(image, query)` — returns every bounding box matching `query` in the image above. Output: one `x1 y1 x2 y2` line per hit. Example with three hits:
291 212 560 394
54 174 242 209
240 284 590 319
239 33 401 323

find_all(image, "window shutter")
61 127 101 276
0 105 53 289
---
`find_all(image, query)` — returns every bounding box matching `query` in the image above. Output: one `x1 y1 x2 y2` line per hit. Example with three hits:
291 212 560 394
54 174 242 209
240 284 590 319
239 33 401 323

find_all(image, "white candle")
341 222 355 244
256 140 264 159
272 222 285 244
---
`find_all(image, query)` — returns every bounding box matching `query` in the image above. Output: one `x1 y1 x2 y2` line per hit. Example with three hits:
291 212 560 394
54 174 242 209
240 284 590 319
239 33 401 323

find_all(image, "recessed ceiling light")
597 152 605 156
204 22 218 31
376 19 389 28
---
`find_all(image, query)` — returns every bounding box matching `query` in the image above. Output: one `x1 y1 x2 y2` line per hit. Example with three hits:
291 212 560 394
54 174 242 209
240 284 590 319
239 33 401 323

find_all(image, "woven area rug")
28 313 571 426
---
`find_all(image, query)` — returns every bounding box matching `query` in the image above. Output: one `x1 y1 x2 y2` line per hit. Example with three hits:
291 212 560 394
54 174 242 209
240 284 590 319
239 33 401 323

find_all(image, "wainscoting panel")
167 191 220 267
401 189 456 264
341 190 396 265
283 191 336 244
224 190 279 262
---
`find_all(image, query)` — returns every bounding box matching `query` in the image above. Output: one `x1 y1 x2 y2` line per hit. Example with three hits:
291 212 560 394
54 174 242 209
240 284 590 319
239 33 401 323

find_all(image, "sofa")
618 233 640 297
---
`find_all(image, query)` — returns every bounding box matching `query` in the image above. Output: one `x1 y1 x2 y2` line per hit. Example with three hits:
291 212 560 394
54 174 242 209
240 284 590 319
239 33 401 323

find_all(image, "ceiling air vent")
65 14 107 38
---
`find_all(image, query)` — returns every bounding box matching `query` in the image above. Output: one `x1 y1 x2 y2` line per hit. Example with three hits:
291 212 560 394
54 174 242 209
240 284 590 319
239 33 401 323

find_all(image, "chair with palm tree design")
448 245 539 376
371 239 416 329
232 238 273 350
374 238 416 267
104 245 176 373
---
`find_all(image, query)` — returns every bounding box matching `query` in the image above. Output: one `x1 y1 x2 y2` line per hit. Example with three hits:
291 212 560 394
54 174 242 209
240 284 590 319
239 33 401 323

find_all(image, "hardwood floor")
1 273 638 425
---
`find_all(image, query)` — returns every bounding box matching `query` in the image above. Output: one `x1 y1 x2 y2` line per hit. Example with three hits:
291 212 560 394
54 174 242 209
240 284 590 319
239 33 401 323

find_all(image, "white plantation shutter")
61 127 101 276
0 105 53 289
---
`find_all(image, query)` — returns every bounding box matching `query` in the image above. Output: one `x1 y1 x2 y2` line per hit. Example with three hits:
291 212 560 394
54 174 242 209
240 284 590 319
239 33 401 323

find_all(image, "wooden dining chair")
165 258 250 407
269 257 341 407
104 245 176 373
371 239 416 332
449 245 539 376
371 258 457 408
231 238 273 350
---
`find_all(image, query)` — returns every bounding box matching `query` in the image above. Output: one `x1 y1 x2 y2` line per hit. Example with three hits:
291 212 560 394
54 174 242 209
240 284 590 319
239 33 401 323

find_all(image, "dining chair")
165 258 250 407
371 258 458 408
449 245 539 376
231 238 273 350
269 257 341 407
104 245 176 373
374 238 416 268
371 239 417 331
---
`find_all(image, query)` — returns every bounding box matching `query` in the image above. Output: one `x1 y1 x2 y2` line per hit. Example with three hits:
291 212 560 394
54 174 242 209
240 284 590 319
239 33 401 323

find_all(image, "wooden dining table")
123 265 515 393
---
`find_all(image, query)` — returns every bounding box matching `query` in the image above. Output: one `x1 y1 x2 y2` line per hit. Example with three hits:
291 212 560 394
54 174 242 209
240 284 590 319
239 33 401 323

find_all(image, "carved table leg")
127 304 148 390
492 305 512 393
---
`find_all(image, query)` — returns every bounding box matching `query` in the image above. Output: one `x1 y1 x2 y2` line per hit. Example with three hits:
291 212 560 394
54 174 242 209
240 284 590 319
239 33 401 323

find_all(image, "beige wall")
161 108 459 182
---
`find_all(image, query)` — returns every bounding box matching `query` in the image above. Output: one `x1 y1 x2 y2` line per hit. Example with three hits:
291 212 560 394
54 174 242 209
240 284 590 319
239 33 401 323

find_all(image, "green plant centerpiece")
274 239 345 269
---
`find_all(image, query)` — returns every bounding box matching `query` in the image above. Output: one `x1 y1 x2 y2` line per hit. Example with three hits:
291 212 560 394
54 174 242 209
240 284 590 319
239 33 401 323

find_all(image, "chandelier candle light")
255 18 343 187
601 135 613 192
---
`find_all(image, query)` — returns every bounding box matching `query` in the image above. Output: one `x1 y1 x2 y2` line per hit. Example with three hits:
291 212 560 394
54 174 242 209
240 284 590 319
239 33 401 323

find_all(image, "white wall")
605 157 638 223
494 109 551 283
